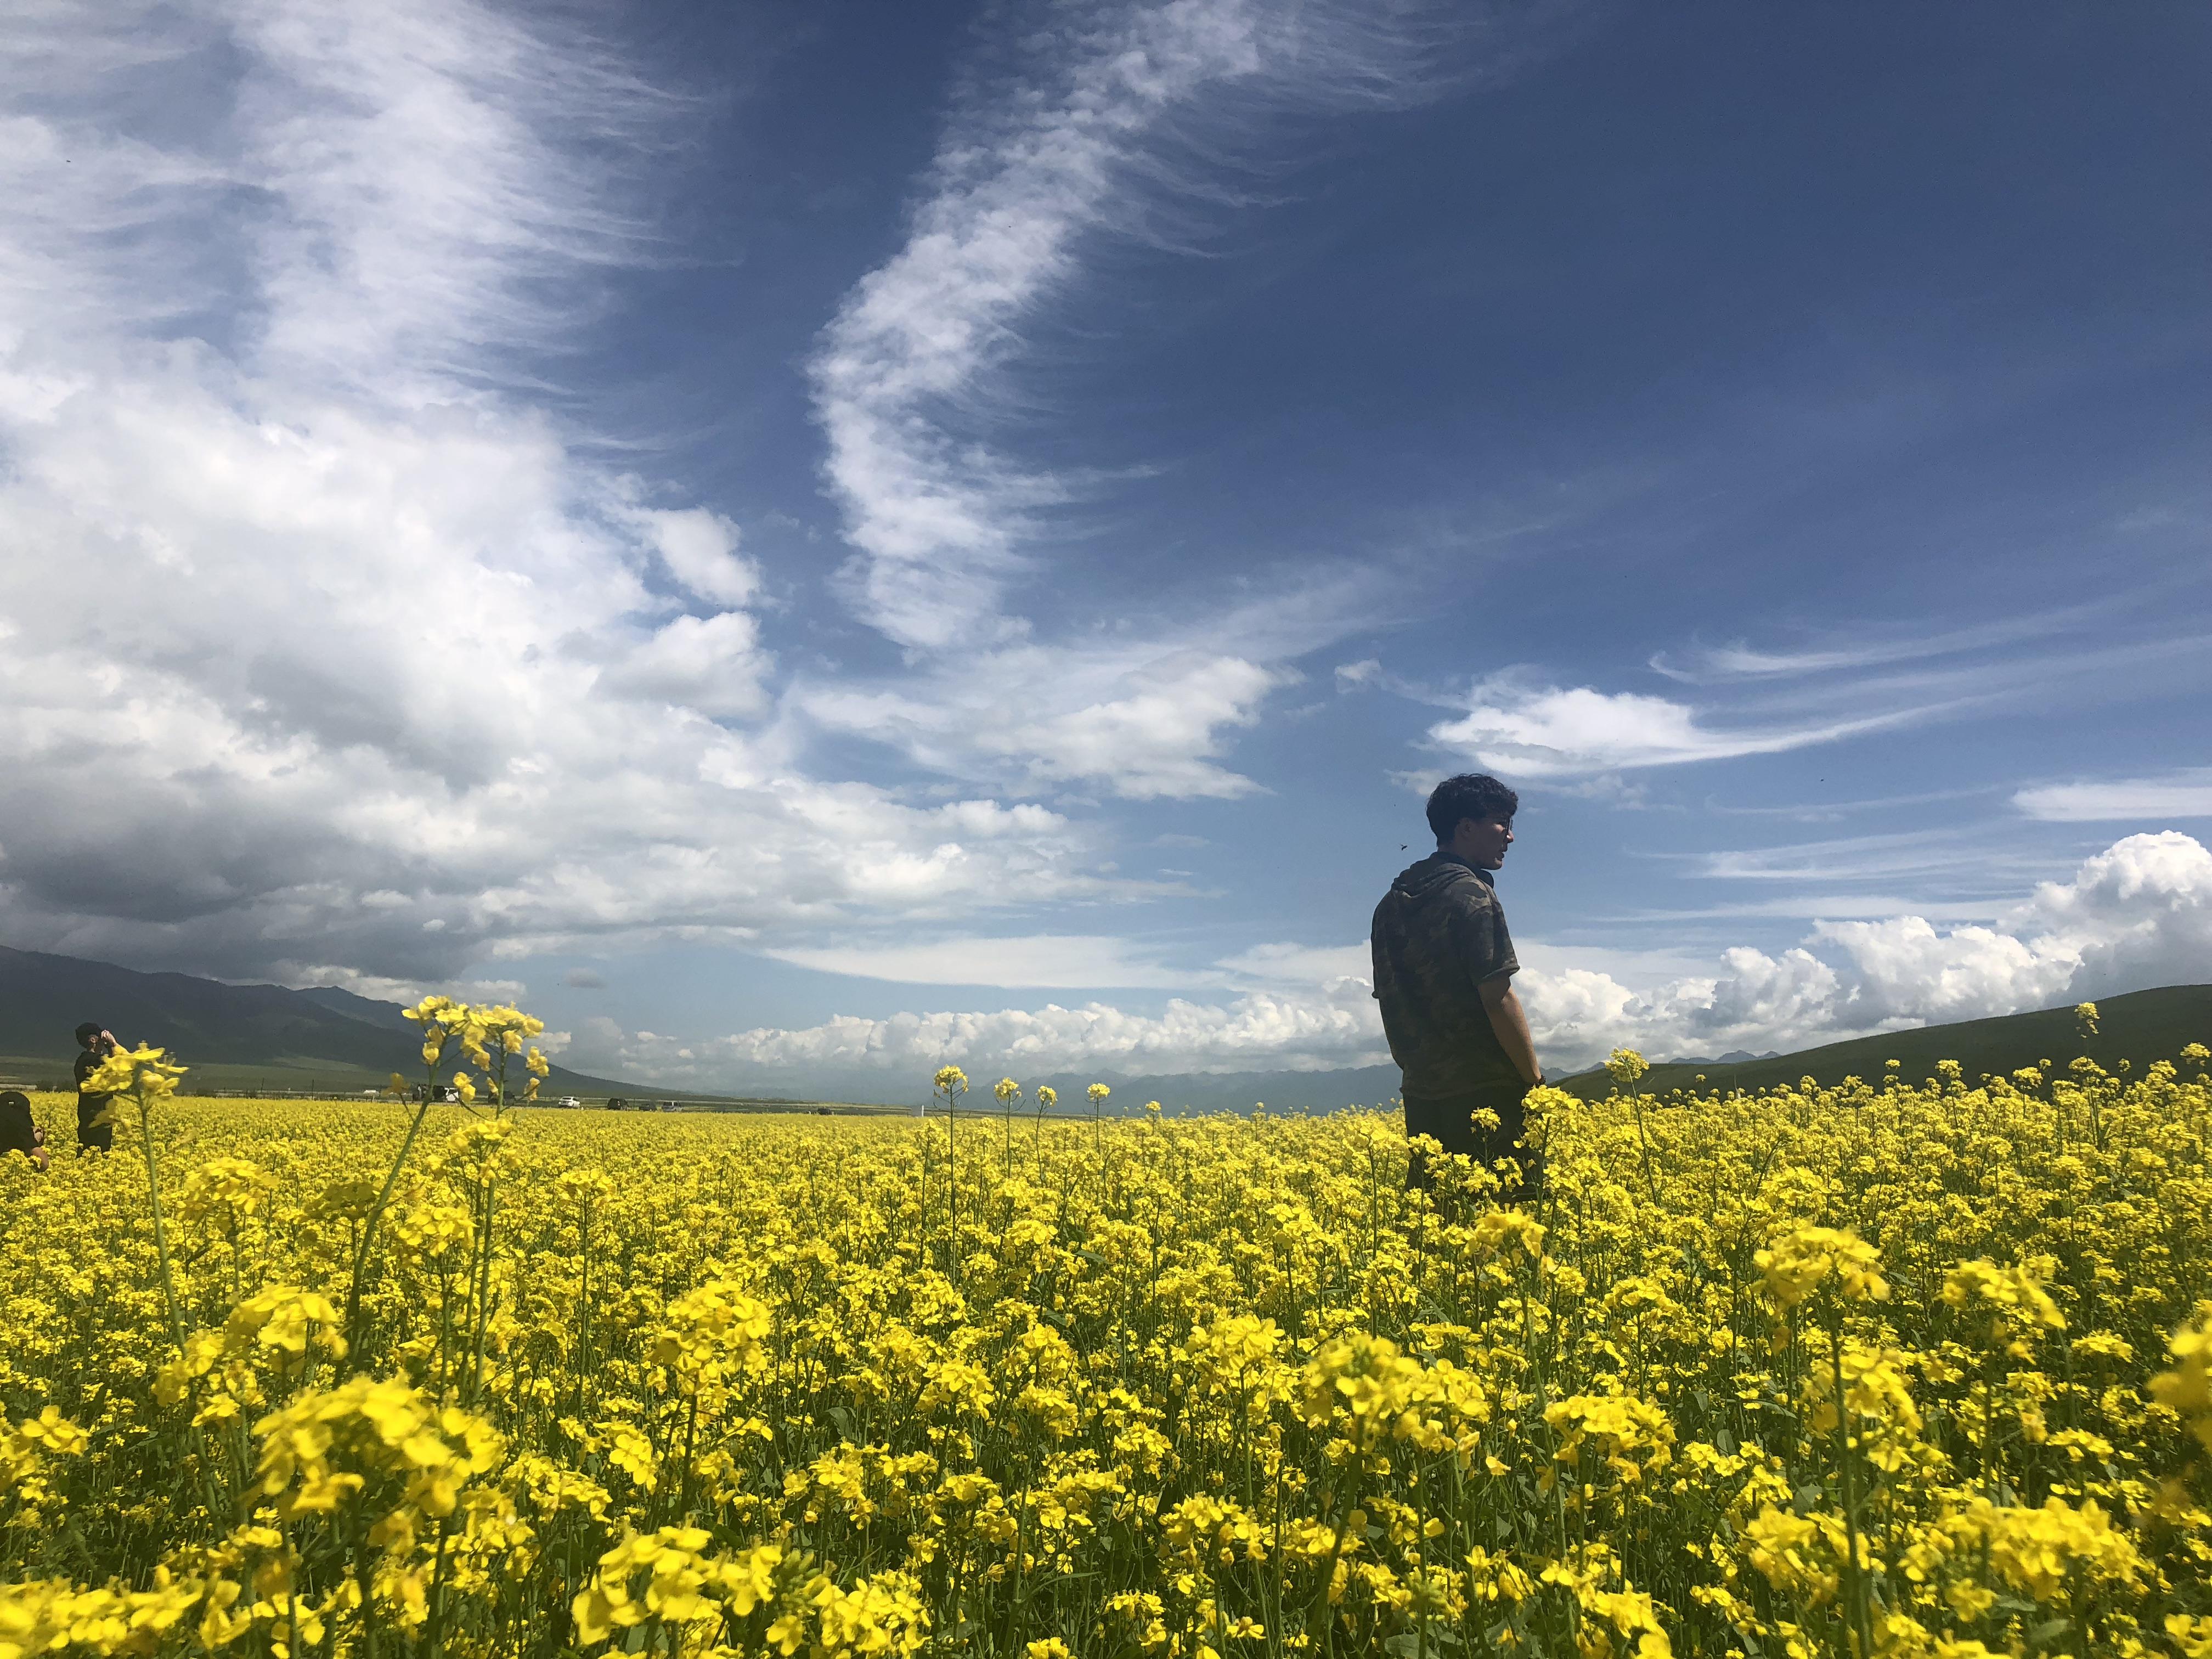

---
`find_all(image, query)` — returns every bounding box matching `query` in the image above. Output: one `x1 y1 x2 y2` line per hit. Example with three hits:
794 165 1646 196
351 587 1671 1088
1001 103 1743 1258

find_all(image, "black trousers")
1403 1082 1542 1199
77 1096 114 1152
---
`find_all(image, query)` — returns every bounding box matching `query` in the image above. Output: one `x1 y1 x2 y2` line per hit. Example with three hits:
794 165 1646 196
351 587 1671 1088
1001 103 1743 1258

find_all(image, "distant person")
0 1091 48 1171
73 1023 119 1153
1371 774 1545 1200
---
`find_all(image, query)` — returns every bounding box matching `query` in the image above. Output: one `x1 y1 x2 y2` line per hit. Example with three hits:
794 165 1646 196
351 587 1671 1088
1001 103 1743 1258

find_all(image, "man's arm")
1477 976 1543 1086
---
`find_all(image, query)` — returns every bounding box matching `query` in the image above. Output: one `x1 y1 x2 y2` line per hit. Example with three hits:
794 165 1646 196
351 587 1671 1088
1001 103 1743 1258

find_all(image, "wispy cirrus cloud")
1421 607 2211 782
1425 674 1925 778
2014 770 2212 822
764 934 1194 991
1646 603 2120 684
809 0 1466 650
1677 827 2057 888
802 0 1497 800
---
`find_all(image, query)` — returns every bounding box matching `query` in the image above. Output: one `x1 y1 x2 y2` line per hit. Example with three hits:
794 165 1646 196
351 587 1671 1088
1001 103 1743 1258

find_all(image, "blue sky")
3 0 2208 1093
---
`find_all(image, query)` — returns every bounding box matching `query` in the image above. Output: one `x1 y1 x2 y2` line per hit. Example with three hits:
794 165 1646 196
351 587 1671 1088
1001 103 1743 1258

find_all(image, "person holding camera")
73 1022 119 1153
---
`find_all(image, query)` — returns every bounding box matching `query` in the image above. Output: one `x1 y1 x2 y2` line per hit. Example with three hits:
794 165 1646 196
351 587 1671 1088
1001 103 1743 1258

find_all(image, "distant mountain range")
0 945 640 1096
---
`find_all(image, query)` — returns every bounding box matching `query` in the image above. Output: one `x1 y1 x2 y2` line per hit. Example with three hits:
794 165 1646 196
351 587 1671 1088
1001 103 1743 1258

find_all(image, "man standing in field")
72 1022 118 1154
1371 774 1544 1198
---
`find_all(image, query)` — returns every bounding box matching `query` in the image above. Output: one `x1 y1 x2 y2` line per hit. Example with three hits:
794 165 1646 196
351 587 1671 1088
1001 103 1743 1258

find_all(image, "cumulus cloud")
600 611 774 720
1522 831 2212 1062
634 509 759 610
728 984 1380 1074
609 833 2212 1090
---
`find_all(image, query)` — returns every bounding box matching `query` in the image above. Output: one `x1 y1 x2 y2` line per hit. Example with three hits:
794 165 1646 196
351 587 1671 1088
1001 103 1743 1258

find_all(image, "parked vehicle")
558 1096 581 1109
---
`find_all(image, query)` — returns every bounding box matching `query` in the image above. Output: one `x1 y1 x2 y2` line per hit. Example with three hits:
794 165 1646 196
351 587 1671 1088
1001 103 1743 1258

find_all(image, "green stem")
345 1054 443 1356
466 1176 499 1403
1827 1308 1877 1659
130 1079 230 1526
132 1085 187 1350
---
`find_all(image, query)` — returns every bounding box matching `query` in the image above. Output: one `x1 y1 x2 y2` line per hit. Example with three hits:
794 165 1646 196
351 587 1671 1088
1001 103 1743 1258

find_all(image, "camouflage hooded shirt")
1370 851 1523 1097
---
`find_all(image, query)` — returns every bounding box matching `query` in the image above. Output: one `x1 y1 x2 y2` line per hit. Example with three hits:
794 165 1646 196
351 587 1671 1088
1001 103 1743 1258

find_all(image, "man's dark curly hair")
1425 773 1519 843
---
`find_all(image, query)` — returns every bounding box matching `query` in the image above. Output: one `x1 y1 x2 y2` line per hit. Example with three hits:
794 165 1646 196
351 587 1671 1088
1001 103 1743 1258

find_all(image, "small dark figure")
1372 774 1546 1201
0 1090 48 1171
73 1023 118 1154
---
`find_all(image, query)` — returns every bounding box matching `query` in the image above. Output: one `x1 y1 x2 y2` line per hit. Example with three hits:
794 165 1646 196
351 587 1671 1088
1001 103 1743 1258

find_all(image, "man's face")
1449 815 1514 869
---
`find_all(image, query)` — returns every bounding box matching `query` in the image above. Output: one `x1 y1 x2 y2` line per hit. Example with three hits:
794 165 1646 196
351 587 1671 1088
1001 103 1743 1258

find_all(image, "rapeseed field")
2 1000 2208 1659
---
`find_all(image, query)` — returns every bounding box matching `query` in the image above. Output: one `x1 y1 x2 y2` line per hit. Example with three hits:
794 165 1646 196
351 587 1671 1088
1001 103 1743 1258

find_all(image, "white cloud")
601 611 773 720
795 633 1304 800
721 980 1386 1078
1647 607 2106 684
2014 770 2212 822
1424 611 2211 785
1427 675 1914 778
616 834 2212 1089
983 652 1283 800
1214 941 1372 988
1682 827 2051 887
765 934 1194 991
2015 830 2212 997
275 966 527 1006
635 509 760 610
1555 831 2212 1061
1812 918 2071 1023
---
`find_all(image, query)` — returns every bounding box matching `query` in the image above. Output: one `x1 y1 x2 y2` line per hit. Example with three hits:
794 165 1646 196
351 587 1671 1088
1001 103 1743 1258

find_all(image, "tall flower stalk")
995 1077 1022 1177
82 1044 191 1349
341 996 550 1359
1087 1081 1110 1156
933 1065 968 1277
1032 1084 1057 1163
343 997 458 1352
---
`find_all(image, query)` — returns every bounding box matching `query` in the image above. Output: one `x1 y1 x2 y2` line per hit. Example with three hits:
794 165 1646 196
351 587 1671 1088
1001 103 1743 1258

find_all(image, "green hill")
1554 983 2212 1100
0 944 643 1097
